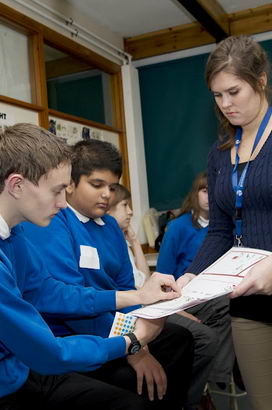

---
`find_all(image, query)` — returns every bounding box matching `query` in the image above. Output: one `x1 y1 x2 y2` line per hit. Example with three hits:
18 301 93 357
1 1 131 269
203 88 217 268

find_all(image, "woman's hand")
230 255 272 297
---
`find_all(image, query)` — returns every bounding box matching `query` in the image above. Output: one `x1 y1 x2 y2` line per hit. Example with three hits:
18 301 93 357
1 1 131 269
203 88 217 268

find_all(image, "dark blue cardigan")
188 134 272 322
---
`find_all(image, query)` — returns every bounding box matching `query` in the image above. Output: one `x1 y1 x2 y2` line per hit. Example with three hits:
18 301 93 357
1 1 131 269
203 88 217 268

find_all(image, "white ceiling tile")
63 0 271 38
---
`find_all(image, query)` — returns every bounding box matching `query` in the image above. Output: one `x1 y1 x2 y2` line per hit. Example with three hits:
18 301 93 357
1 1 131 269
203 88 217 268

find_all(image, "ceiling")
44 0 272 66
64 0 271 38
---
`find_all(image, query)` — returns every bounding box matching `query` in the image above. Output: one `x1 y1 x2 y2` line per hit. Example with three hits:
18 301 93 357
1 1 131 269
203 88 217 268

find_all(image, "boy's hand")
127 348 167 401
176 273 196 291
116 273 180 309
138 272 180 305
124 225 137 245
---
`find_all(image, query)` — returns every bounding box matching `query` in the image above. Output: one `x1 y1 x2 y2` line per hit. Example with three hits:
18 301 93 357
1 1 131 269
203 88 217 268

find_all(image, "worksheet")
130 247 271 319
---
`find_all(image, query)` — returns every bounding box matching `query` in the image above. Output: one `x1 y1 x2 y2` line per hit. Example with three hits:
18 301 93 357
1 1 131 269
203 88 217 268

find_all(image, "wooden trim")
177 0 228 41
229 4 272 36
28 34 38 105
46 57 94 79
125 22 214 60
125 4 272 60
0 4 41 33
29 33 48 106
29 32 49 128
43 28 120 74
48 109 122 133
196 0 229 34
111 72 131 191
0 95 44 111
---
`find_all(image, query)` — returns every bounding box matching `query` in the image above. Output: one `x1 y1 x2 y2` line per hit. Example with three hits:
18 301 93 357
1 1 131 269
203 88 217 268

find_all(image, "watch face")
130 343 141 354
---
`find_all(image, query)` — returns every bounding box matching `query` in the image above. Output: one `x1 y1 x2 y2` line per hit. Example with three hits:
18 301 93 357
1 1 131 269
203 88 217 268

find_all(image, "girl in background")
157 171 209 276
108 183 150 289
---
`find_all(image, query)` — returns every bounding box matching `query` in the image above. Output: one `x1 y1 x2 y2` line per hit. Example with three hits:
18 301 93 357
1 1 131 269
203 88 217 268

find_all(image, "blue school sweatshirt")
22 207 138 337
157 212 208 279
0 224 125 398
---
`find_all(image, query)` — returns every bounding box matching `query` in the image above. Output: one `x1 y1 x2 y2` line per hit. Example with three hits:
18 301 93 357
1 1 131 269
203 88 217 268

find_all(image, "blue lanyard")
232 106 272 246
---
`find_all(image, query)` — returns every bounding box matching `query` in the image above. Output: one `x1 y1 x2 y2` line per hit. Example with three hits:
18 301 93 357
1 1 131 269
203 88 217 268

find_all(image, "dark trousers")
0 323 193 410
167 296 234 406
0 371 152 410
87 322 194 409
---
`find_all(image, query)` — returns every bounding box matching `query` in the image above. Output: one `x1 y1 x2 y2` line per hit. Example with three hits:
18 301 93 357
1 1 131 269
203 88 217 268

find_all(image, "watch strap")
126 332 141 355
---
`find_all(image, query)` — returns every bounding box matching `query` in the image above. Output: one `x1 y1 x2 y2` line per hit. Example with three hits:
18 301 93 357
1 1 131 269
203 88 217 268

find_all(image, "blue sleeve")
156 217 191 279
0 253 125 375
157 220 181 275
187 144 234 274
22 237 116 317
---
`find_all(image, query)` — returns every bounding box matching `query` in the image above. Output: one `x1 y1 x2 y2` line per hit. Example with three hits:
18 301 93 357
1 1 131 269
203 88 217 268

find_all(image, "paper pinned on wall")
130 247 272 319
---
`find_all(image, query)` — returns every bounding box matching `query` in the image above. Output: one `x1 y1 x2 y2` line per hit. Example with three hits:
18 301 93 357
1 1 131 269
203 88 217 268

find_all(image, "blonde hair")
0 123 71 192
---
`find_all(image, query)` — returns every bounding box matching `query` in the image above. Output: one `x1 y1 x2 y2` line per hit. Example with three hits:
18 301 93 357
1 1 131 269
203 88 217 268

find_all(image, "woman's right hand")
230 254 272 297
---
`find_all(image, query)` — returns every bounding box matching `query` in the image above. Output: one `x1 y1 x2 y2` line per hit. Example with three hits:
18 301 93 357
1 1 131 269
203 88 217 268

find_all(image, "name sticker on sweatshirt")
79 245 100 269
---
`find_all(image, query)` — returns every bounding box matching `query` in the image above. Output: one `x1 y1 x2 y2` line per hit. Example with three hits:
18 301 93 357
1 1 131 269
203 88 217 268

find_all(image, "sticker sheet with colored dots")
109 312 137 337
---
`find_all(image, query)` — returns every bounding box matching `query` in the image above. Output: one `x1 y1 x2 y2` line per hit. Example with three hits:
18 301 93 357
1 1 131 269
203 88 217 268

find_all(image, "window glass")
45 44 114 126
0 21 32 103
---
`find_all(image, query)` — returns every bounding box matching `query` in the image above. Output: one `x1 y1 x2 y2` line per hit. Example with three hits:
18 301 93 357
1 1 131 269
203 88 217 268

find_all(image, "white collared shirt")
67 204 105 226
0 215 11 240
198 215 209 228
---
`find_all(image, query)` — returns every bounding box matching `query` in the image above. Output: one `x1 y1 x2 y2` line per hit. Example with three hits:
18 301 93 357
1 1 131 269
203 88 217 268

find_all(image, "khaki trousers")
232 317 272 410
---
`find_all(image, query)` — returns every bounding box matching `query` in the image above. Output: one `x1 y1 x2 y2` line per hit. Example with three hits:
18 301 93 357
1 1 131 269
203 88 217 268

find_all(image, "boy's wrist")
116 289 141 309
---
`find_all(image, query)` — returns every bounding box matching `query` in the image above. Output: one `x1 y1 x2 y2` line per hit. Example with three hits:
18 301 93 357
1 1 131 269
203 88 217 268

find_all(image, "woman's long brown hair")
205 35 271 150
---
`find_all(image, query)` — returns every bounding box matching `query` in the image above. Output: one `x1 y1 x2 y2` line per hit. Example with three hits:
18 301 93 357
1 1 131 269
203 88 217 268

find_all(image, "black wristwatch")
125 332 141 355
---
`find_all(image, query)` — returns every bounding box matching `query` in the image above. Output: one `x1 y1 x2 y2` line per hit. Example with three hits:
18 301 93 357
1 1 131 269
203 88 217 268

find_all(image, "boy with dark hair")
23 138 194 409
0 123 188 410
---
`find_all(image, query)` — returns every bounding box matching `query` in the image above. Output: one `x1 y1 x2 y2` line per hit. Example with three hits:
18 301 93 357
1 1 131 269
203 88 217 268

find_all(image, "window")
45 44 114 126
0 21 32 103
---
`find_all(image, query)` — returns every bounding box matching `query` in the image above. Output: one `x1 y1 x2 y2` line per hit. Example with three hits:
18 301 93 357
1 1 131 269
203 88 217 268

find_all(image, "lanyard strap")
232 106 272 245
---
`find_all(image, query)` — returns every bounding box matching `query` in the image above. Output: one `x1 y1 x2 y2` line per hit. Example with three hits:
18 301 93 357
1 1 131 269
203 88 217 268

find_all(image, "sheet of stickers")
109 312 137 337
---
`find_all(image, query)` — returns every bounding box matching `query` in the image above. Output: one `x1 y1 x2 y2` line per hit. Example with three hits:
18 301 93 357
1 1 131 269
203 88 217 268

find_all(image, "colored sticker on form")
109 312 137 337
